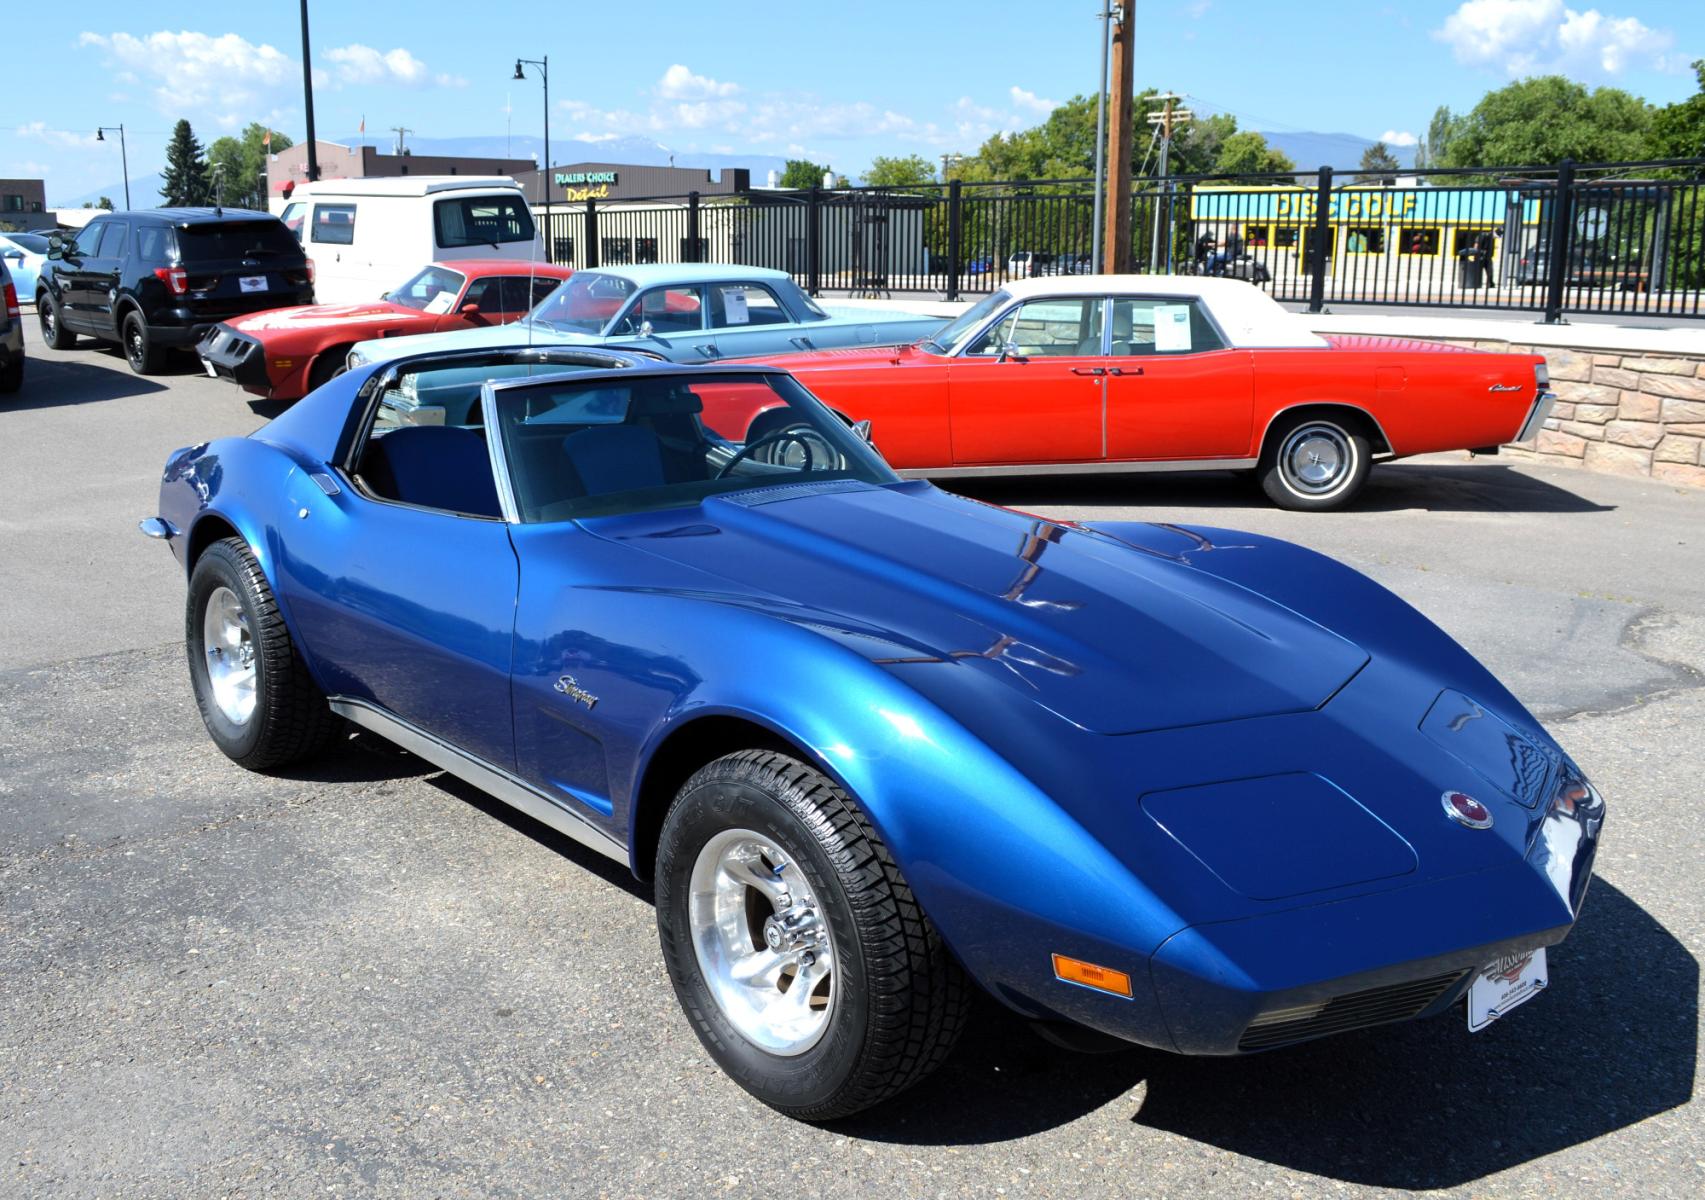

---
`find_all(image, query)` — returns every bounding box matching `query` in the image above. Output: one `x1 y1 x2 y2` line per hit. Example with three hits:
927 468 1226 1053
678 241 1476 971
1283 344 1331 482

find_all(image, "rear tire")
655 749 968 1120
186 537 338 770
1259 413 1372 511
122 311 167 375
39 292 75 349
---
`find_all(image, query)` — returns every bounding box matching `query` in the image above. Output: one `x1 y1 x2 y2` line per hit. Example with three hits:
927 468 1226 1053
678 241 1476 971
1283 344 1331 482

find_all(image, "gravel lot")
1 315 1700 1199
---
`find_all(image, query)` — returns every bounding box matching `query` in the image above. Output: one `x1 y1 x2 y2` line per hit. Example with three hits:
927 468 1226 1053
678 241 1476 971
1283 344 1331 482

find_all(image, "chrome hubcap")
1281 424 1353 494
128 328 143 362
688 829 834 1056
202 586 257 725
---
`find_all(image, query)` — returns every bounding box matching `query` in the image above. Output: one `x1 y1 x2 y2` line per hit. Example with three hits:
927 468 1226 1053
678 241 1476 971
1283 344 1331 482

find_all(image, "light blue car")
0 232 51 300
346 263 947 373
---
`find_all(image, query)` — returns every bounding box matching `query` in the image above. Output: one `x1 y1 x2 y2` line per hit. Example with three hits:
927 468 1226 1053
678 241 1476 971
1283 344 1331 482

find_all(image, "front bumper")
196 324 273 394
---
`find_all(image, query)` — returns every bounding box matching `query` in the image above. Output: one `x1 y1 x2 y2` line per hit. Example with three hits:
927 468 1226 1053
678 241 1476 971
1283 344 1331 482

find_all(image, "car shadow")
247 398 295 420
943 459 1614 516
3 354 171 410
835 881 1695 1188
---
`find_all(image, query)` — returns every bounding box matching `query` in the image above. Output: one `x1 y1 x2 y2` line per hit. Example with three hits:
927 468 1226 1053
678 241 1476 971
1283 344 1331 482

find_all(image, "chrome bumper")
1513 390 1557 444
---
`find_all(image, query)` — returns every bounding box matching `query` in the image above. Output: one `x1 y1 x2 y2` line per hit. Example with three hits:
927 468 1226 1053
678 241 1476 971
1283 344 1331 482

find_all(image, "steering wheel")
716 422 819 479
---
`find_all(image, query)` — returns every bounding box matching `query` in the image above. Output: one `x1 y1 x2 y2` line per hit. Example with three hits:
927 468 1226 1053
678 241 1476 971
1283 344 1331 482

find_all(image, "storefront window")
1345 226 1385 254
553 236 575 264
1245 224 1269 247
601 237 633 264
636 237 659 264
1399 227 1441 255
1274 227 1300 249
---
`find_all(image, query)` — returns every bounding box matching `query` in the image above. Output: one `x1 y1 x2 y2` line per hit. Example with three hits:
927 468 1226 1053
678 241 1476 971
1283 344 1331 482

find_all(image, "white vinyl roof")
1001 274 1329 349
288 176 523 198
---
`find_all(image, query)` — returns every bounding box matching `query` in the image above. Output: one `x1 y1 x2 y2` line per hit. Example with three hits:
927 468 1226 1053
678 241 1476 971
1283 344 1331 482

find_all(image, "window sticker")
424 291 456 315
722 287 750 325
1153 304 1193 352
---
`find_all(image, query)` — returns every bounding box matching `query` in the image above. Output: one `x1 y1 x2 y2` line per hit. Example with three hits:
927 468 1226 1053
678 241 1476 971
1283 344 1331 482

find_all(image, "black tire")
38 292 75 350
1259 412 1372 511
656 749 969 1120
305 349 348 394
0 356 20 394
122 311 168 375
186 537 338 770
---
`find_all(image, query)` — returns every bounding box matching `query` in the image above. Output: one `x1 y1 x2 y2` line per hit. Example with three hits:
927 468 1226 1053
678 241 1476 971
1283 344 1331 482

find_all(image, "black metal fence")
535 158 1705 322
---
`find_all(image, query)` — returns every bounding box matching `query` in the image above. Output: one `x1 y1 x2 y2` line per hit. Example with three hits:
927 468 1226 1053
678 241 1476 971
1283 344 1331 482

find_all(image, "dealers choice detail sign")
553 171 618 201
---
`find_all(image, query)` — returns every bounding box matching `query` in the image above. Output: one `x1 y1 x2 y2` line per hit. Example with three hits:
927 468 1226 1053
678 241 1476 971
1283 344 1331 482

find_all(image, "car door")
54 221 105 330
944 295 1107 465
608 284 710 360
432 272 497 332
86 219 129 339
702 281 811 359
270 397 521 768
1101 296 1255 461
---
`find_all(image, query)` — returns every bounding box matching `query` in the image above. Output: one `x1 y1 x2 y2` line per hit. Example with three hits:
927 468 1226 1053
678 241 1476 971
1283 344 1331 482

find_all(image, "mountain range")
60 130 1415 207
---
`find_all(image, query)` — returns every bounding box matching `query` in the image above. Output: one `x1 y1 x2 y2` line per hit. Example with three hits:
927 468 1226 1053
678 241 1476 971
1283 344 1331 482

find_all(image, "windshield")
927 289 1011 354
433 195 535 248
176 220 302 262
488 371 897 522
529 271 636 335
388 265 467 312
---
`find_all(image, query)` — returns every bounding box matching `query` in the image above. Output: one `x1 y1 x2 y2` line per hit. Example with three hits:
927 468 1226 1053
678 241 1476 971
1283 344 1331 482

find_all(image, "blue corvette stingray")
144 345 1603 1119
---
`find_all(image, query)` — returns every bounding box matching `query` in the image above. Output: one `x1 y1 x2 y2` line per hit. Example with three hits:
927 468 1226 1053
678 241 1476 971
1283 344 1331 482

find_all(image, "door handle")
789 336 815 350
1109 366 1144 376
696 343 720 357
1070 366 1105 376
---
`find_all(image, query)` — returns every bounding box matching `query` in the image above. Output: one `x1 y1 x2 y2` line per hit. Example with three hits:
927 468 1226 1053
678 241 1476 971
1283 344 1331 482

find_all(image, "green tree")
1354 140 1401 184
779 159 831 189
160 119 213 206
208 123 294 208
97 196 115 211
1213 130 1296 176
1441 76 1651 169
1415 105 1460 175
1647 59 1705 159
863 154 936 189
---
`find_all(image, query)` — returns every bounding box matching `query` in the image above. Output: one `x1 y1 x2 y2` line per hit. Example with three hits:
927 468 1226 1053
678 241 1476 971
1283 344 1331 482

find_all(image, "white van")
276 177 543 304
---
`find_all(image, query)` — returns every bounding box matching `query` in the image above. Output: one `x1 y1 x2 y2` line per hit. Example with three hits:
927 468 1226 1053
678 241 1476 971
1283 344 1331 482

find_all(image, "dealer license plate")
1467 947 1547 1031
238 275 267 293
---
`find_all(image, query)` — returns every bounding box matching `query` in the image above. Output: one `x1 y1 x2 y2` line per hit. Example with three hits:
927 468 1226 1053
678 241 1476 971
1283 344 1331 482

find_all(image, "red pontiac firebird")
733 276 1555 510
197 259 573 402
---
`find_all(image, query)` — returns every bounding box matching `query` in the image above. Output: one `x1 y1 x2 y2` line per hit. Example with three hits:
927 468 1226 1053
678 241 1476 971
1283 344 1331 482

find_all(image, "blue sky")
8 0 1703 203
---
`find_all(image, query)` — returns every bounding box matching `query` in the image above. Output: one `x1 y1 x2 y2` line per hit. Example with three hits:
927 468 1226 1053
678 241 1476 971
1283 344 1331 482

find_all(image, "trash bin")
1457 250 1484 289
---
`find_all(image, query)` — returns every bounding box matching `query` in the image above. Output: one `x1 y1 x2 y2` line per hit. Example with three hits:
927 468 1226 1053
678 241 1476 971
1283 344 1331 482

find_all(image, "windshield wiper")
913 337 947 353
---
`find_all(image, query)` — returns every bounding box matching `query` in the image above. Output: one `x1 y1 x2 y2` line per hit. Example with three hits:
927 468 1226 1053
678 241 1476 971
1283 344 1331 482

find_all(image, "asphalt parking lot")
2 314 1701 1200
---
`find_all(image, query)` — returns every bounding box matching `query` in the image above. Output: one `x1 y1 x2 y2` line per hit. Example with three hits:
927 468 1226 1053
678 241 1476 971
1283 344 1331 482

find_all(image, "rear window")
434 195 535 248
176 220 303 263
310 204 357 246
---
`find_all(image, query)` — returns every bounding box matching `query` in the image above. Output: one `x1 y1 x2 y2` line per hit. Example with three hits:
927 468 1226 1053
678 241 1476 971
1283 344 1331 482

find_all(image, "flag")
262 128 271 149
359 115 365 135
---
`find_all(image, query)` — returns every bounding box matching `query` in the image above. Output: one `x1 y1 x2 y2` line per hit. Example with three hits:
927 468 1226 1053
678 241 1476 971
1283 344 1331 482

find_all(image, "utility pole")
1102 0 1135 274
1091 4 1112 273
1146 94 1192 272
390 126 413 155
300 0 319 181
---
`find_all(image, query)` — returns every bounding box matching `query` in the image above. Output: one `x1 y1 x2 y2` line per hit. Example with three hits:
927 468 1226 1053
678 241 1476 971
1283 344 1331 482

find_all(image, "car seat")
562 425 667 496
361 426 502 518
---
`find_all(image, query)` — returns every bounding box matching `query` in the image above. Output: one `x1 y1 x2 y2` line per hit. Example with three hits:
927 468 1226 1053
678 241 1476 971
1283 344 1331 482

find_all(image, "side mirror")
638 318 655 338
996 341 1025 363
851 418 873 444
460 303 481 316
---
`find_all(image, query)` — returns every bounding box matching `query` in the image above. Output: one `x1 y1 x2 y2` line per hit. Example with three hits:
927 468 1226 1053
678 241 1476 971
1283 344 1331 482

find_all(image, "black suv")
36 208 312 374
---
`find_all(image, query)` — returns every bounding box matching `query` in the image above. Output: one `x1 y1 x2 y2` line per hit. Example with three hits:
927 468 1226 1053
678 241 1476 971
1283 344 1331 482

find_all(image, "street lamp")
95 125 130 209
514 55 550 259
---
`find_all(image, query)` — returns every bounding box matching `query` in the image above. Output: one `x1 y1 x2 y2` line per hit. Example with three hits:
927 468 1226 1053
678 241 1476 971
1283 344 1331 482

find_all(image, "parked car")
1514 244 1646 291
0 255 23 394
747 275 1555 510
197 259 572 401
277 177 541 305
0 231 51 298
1007 250 1053 278
343 263 948 376
143 345 1602 1119
36 208 312 374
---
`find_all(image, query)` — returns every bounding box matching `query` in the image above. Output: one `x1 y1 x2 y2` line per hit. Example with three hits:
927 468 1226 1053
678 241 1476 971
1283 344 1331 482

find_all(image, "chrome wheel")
40 304 55 340
202 585 257 725
688 828 834 1056
1279 422 1354 496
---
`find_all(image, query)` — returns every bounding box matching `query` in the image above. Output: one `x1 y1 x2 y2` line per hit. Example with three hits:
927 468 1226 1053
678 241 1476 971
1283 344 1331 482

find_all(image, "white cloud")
1009 86 1058 114
324 44 465 89
1380 129 1419 146
1184 0 1213 17
657 64 740 100
7 160 54 177
15 121 100 148
1433 1 1676 77
77 31 293 124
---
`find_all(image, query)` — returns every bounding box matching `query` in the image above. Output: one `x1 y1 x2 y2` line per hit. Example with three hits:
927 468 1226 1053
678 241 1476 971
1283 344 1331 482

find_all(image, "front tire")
655 750 968 1120
122 311 167 375
39 292 75 349
1259 413 1372 511
187 538 338 770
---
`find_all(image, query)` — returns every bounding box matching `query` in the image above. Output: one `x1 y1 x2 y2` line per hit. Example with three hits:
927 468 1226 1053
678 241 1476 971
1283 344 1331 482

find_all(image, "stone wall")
1448 338 1705 489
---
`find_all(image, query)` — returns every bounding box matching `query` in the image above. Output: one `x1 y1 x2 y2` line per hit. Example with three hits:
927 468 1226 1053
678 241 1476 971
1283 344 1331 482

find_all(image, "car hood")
593 482 1368 735
751 343 930 373
231 301 423 333
352 319 593 361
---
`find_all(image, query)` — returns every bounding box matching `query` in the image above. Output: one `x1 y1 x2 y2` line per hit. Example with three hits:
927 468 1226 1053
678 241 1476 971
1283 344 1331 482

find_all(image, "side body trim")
328 697 628 864
898 456 1258 480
